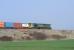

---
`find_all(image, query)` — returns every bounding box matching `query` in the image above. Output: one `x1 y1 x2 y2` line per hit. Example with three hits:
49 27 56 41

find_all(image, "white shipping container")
22 24 29 27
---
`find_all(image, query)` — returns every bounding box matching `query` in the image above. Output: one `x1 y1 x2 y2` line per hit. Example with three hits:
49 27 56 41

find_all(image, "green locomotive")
28 23 51 29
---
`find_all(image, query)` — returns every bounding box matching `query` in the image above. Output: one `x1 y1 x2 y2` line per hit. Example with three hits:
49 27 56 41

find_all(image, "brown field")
0 29 74 41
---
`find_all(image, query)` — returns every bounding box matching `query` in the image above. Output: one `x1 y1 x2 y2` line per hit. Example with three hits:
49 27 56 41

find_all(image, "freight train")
0 22 51 29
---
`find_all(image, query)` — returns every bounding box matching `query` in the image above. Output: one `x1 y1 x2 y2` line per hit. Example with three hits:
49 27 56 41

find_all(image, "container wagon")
4 22 14 29
13 23 22 29
22 23 29 28
0 22 4 28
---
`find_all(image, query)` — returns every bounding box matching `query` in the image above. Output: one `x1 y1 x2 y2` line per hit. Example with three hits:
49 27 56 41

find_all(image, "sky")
0 0 74 30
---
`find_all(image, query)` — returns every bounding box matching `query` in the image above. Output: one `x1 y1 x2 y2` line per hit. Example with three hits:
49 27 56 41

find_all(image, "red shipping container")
0 22 4 28
13 23 22 29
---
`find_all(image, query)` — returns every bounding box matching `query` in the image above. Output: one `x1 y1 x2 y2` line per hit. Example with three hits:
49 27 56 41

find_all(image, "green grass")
0 40 74 50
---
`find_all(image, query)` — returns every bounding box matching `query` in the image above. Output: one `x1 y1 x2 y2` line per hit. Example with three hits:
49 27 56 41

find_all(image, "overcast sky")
0 0 74 30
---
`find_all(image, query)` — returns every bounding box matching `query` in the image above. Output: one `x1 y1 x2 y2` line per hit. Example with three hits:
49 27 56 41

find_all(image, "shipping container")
13 23 22 29
0 22 4 28
4 22 13 28
22 23 29 28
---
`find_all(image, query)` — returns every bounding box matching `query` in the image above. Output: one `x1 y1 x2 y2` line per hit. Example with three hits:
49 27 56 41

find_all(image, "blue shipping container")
4 22 13 28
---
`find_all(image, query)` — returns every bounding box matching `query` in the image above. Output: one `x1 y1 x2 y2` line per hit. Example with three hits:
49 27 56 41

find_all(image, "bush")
0 36 13 41
51 34 66 40
30 32 47 40
25 36 32 40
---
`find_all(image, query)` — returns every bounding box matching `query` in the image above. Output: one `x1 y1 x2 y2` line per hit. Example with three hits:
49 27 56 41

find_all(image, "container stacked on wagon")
0 22 4 28
4 22 13 29
13 22 22 29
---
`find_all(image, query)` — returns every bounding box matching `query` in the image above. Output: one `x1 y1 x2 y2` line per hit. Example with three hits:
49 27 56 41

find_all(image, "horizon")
0 0 74 30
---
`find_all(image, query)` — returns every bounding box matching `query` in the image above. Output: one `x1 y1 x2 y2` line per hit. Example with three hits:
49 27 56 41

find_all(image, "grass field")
0 40 74 50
